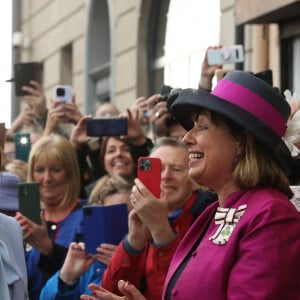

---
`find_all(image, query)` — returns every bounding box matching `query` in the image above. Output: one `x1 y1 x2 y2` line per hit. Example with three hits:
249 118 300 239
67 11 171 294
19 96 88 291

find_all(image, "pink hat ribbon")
212 79 287 137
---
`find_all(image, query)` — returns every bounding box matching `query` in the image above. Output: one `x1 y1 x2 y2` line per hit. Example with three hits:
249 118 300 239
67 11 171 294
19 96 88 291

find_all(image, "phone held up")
14 132 31 162
18 182 41 225
82 203 128 254
207 45 244 65
54 85 73 103
86 118 128 137
11 62 42 97
137 157 161 198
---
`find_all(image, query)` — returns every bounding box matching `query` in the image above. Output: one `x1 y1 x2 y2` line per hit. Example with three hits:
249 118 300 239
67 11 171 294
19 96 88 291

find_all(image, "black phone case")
14 62 42 96
18 182 41 225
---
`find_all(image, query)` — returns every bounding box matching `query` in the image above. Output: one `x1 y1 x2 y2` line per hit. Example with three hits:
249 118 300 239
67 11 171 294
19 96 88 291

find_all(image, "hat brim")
171 89 292 171
0 195 19 211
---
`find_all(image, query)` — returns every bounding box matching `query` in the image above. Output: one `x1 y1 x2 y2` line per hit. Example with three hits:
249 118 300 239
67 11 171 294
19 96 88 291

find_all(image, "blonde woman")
15 134 85 300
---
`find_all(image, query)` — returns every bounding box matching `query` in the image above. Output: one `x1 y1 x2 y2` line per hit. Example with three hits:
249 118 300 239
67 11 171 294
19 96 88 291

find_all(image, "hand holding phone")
12 62 42 97
137 157 161 198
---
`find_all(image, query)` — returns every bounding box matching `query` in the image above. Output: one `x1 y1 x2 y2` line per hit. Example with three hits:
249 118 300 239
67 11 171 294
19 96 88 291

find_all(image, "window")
281 18 300 93
149 0 220 94
61 44 72 85
85 0 111 114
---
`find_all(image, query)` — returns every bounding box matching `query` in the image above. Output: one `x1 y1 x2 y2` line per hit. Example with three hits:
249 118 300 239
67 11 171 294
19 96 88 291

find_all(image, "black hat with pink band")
170 70 292 171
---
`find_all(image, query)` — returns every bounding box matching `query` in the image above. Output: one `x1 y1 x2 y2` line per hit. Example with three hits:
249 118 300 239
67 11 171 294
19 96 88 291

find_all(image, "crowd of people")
0 49 299 300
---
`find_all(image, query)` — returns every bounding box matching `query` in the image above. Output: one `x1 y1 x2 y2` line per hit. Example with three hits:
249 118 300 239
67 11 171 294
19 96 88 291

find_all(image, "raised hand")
69 115 93 149
63 96 84 125
198 46 223 90
130 178 174 245
21 80 47 119
15 212 53 256
43 100 68 136
131 96 149 125
59 242 96 285
146 94 171 139
7 106 39 138
127 209 150 251
96 243 117 266
119 109 146 146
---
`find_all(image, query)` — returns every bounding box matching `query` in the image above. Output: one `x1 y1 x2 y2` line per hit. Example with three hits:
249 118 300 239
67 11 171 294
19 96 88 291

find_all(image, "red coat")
101 190 216 300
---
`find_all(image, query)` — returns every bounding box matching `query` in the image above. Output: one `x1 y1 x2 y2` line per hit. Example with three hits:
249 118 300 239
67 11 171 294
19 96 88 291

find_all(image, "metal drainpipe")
11 0 21 122
235 24 244 70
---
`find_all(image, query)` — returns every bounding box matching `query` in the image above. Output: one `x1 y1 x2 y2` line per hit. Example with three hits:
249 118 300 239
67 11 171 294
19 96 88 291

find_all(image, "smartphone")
13 62 42 97
82 204 128 254
86 118 128 137
54 85 73 103
137 157 161 198
207 45 244 65
18 182 41 224
14 133 31 162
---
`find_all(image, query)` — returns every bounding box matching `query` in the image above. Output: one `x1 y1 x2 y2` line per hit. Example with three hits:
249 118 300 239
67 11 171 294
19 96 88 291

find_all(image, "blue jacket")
39 260 106 299
26 200 86 300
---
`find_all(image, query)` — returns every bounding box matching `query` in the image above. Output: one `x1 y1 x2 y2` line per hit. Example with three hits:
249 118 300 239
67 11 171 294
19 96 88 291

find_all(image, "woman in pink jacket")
81 71 300 300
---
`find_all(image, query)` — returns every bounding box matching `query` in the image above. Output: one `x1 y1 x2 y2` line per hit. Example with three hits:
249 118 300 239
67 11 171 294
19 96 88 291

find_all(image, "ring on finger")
155 111 160 118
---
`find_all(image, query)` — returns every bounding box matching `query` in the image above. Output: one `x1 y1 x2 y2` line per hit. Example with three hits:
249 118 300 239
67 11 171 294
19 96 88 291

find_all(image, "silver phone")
207 45 244 65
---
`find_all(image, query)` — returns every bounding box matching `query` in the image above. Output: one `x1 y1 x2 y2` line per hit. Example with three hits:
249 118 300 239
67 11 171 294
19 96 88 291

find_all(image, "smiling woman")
15 134 86 300
0 1 12 127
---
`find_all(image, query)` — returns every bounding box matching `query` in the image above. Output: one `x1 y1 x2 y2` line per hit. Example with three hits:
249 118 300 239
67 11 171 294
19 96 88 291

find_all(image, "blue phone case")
82 203 128 254
86 118 128 137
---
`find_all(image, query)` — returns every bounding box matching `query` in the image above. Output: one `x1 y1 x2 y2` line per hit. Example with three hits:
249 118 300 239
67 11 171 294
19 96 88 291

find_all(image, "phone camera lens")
56 87 65 97
140 159 151 171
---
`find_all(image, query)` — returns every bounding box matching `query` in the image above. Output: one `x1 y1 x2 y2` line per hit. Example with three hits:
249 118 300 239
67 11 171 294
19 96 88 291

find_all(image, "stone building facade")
11 0 300 121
